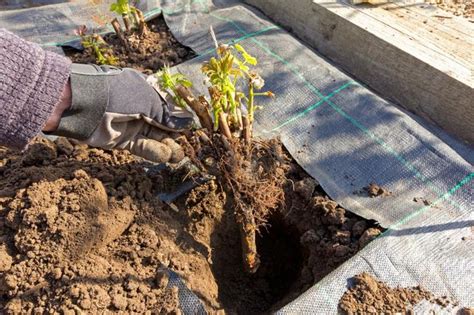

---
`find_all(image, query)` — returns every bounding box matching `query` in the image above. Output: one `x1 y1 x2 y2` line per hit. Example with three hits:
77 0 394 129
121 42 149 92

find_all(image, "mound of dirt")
0 136 384 314
66 15 195 74
338 272 458 314
0 137 208 314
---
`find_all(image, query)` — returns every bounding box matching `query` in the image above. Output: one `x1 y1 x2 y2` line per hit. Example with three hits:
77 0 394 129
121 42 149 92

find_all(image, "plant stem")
218 112 232 140
242 115 251 145
93 46 105 64
134 9 148 36
111 18 129 50
122 14 131 31
175 85 213 131
236 108 243 130
248 84 255 124
238 208 260 273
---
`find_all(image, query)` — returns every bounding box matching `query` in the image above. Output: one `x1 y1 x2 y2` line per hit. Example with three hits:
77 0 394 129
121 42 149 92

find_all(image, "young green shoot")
75 25 119 66
157 28 273 142
156 65 193 109
109 0 147 35
201 41 273 137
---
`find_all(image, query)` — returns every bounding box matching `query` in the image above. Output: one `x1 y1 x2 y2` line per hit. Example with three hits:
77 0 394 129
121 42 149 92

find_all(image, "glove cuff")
52 64 111 140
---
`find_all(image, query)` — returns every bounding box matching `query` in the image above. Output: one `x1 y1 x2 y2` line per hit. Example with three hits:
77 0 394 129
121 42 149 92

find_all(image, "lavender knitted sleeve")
0 29 71 150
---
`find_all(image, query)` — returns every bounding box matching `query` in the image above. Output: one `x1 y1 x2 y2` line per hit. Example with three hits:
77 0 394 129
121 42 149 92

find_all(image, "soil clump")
364 182 392 197
0 137 383 314
1 17 388 313
338 272 458 314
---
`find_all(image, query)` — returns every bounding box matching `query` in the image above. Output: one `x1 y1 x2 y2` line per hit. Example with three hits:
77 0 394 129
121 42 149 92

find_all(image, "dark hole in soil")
209 211 303 315
0 13 386 313
257 213 304 310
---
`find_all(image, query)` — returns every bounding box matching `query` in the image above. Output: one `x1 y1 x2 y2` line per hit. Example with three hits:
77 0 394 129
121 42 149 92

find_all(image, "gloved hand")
51 64 193 163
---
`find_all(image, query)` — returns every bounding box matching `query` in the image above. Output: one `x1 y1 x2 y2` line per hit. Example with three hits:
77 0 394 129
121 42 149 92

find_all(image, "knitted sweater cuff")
0 29 71 150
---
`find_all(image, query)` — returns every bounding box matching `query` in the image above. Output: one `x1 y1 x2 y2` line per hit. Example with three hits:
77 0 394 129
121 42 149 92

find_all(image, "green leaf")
242 52 257 65
235 44 257 65
235 59 249 72
180 79 193 88
109 0 130 14
234 44 246 54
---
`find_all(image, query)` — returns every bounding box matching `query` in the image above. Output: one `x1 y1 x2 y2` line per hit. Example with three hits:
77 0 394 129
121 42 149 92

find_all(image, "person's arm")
43 80 72 132
0 29 192 163
0 28 71 150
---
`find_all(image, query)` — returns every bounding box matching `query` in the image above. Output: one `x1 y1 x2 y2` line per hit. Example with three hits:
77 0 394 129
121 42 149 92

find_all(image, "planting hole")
209 212 304 314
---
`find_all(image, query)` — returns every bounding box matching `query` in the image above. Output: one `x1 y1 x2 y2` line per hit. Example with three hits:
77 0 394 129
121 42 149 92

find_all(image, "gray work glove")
52 64 193 163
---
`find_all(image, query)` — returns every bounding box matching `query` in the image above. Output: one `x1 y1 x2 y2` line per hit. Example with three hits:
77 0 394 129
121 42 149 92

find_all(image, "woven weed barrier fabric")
1 0 472 312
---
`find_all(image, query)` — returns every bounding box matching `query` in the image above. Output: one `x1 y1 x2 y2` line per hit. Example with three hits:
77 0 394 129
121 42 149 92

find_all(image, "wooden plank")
245 0 474 144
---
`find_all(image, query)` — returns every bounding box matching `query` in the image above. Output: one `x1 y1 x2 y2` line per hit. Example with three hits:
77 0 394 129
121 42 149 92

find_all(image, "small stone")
4 274 18 289
354 272 379 294
125 278 139 291
60 307 76 315
367 305 376 313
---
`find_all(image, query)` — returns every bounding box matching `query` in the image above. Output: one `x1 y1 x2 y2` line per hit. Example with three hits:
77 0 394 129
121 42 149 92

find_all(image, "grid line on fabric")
204 7 465 212
383 172 473 232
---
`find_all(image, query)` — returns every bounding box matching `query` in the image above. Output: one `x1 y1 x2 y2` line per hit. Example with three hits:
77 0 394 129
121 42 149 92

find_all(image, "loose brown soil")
364 182 392 198
2 17 389 313
0 137 383 314
65 15 195 74
338 272 458 314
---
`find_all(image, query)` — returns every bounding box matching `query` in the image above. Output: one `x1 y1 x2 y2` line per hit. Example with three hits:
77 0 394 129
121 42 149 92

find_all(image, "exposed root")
189 132 288 273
